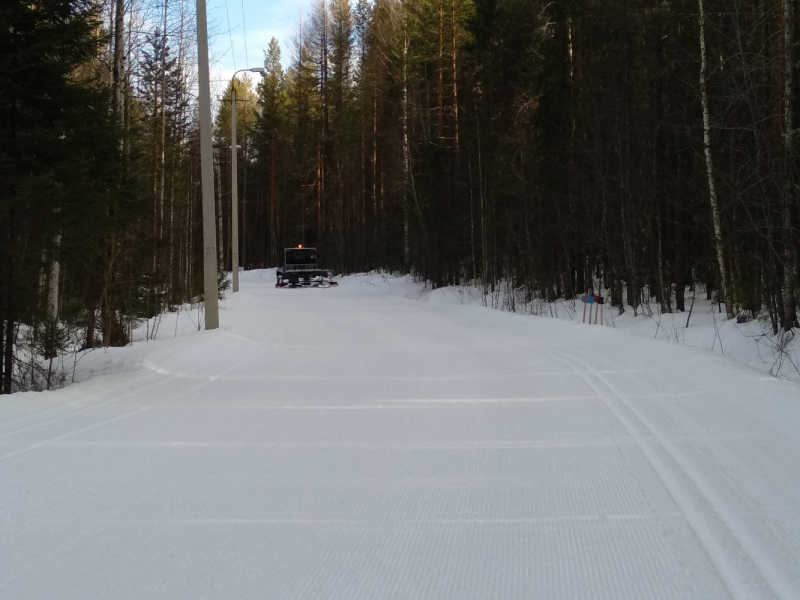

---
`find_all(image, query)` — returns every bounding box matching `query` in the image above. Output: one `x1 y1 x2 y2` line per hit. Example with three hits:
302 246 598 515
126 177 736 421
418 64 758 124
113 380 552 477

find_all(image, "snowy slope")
1 269 799 599
363 273 800 384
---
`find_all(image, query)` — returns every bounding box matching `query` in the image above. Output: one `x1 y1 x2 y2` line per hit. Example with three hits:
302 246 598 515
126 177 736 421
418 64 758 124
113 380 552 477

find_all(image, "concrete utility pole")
196 0 219 329
229 68 264 293
231 84 238 293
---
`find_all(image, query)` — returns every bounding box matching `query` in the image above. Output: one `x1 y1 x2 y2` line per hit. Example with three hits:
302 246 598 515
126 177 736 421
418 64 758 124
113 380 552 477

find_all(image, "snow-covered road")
2 271 800 599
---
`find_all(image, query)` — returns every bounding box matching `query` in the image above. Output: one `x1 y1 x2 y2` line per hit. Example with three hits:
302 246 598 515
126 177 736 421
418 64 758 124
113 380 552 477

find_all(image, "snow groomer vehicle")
275 246 338 288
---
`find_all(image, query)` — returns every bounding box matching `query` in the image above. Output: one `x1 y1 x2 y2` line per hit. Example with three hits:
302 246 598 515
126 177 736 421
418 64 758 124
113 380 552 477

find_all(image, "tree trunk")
372 81 378 246
271 127 279 265
214 154 224 273
2 232 13 393
402 13 410 269
451 0 459 156
698 0 734 319
438 0 443 138
360 103 366 269
85 302 96 349
158 1 169 295
112 0 125 122
317 143 323 249
47 235 61 320
782 0 797 330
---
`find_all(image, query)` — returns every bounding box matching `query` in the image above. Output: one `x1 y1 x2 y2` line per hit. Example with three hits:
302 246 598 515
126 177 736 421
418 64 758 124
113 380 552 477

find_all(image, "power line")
223 0 236 72
240 0 250 68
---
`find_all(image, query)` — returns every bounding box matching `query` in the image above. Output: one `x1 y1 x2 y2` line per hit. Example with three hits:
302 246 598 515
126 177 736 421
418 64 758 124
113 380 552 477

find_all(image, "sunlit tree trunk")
438 0 443 138
451 0 459 156
112 0 125 121
402 5 410 268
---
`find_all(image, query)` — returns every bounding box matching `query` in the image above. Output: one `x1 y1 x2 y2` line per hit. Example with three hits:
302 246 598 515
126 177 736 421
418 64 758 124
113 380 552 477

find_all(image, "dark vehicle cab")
275 246 337 288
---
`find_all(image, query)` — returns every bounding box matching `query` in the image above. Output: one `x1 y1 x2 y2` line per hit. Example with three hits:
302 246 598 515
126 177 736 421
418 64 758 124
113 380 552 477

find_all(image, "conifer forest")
1 0 798 392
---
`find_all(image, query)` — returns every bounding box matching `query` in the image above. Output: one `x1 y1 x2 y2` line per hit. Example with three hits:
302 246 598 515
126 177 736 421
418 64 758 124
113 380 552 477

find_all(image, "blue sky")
205 0 309 97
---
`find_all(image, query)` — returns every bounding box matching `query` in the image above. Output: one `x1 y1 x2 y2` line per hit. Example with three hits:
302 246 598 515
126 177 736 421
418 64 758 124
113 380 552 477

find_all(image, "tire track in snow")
0 373 179 443
618 359 800 587
331 295 798 597
0 348 264 463
0 342 270 592
628 376 800 569
546 347 798 600
0 312 270 441
11 513 690 527
1 288 270 440
0 314 257 438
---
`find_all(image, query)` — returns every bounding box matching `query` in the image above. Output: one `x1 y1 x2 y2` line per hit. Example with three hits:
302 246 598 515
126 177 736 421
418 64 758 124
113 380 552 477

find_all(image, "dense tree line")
1 0 797 392
234 0 796 333
1 0 205 392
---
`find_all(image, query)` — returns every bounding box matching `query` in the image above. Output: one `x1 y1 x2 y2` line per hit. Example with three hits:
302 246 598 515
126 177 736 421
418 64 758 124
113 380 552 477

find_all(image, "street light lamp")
230 67 265 293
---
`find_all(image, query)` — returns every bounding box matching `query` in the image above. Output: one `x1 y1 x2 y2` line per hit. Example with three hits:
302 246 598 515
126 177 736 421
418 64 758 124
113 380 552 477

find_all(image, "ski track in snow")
1 269 799 599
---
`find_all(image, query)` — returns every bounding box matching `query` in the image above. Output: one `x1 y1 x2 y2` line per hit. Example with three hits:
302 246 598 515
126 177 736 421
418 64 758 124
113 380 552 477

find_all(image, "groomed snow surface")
2 270 800 600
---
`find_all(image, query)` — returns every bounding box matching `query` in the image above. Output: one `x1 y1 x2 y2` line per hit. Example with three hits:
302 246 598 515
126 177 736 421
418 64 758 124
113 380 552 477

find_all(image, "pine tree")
0 0 145 390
